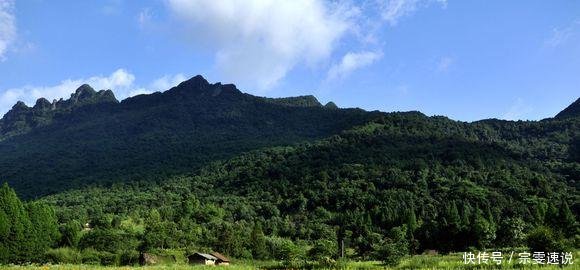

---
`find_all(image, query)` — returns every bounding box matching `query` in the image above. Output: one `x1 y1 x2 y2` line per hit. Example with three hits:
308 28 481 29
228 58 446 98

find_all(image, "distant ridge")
261 95 323 107
0 75 378 198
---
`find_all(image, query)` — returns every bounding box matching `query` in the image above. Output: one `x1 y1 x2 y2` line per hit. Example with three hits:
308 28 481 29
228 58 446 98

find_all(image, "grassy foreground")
0 252 577 270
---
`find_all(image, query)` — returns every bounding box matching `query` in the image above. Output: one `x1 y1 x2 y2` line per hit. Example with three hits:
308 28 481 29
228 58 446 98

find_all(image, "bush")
119 250 140 266
78 228 139 254
526 226 570 252
99 251 119 266
373 226 409 267
308 239 337 260
81 248 101 265
44 248 82 264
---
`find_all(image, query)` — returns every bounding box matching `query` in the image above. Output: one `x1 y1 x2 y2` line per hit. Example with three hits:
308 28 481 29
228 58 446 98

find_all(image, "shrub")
44 248 82 264
308 239 337 260
81 248 101 265
99 251 119 266
526 226 570 253
373 226 409 267
119 250 140 266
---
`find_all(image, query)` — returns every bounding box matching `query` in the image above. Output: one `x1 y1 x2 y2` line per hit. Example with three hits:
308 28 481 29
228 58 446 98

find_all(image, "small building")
210 252 230 266
188 253 217 265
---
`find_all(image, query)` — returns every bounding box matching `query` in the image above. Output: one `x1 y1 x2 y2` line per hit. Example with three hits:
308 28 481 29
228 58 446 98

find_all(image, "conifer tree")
250 223 268 259
0 183 33 263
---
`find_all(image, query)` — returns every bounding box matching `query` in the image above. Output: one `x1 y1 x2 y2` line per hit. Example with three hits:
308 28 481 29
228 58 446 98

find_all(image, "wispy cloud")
0 69 187 116
502 98 533 120
436 56 453 72
0 0 16 61
545 19 580 47
102 0 123 15
137 8 152 27
379 0 447 26
327 50 383 80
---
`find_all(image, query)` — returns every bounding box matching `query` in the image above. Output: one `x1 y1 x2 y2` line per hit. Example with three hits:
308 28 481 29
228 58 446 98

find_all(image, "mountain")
1 76 578 263
0 75 381 198
555 98 580 119
0 85 118 138
40 110 579 256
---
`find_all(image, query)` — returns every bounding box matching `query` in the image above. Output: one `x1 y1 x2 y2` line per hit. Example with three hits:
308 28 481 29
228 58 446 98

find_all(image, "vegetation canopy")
0 77 578 268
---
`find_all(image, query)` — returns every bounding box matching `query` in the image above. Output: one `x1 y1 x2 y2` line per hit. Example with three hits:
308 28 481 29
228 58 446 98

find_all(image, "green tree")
373 226 409 267
26 202 60 259
59 220 81 248
250 223 268 259
142 209 170 250
0 183 34 263
473 210 496 249
309 239 337 261
496 217 525 247
558 202 576 237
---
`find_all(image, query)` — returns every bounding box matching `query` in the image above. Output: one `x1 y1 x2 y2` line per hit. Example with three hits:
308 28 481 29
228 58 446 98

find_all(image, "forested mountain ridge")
0 75 578 264
0 75 383 198
38 110 579 260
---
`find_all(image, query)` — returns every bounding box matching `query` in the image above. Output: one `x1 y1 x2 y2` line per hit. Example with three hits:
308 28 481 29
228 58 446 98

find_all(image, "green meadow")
1 252 578 270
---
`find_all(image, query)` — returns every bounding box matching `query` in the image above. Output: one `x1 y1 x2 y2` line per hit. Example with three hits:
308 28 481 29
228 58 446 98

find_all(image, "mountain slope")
41 112 579 255
555 98 580 119
0 76 381 198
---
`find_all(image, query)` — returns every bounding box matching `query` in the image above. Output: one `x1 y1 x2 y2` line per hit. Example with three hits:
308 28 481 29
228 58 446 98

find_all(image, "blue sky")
0 0 578 121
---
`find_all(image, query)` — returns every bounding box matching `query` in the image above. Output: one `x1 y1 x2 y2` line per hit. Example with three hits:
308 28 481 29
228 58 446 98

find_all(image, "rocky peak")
1 84 119 138
3 101 30 119
174 75 210 92
71 84 97 102
33 98 53 111
324 101 338 109
168 75 242 98
96 89 118 103
11 101 30 112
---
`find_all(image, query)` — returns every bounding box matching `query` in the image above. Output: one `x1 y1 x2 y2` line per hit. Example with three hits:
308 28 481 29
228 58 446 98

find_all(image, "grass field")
0 252 577 270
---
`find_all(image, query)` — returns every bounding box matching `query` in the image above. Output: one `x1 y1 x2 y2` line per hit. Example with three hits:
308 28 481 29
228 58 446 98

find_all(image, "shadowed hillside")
0 76 382 198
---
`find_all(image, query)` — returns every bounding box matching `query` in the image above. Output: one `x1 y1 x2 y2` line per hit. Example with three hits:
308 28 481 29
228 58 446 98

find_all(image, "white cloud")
0 69 187 116
327 50 383 80
0 0 16 60
161 0 447 90
503 98 533 121
129 73 186 96
436 56 453 72
379 0 446 26
166 0 357 90
150 74 187 91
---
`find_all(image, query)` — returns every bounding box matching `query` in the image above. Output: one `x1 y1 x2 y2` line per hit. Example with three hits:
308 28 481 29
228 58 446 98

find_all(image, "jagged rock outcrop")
0 85 119 138
324 101 338 109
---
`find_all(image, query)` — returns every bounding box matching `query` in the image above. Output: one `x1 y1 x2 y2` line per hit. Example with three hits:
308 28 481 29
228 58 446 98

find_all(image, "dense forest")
0 76 381 199
0 77 578 266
